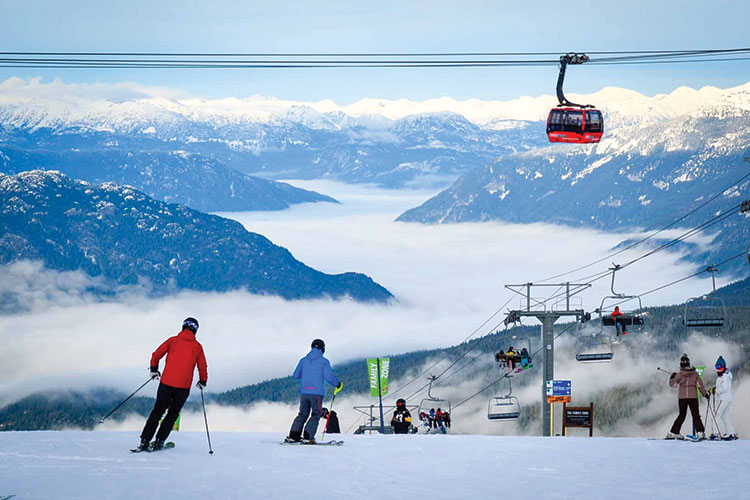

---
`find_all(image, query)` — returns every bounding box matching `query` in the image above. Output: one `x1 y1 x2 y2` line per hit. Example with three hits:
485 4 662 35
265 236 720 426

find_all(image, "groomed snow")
1 431 748 499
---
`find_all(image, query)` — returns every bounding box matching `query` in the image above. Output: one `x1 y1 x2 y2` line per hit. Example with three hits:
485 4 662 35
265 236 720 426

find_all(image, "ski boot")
150 439 165 451
697 432 706 441
285 431 302 443
136 438 150 452
301 432 316 445
666 432 685 440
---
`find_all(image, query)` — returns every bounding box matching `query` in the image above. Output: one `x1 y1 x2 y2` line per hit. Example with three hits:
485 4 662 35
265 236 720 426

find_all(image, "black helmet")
396 398 406 407
182 317 199 333
680 353 691 368
311 339 325 353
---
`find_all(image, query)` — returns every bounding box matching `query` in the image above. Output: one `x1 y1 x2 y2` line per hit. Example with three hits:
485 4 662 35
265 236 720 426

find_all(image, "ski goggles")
715 364 726 371
183 319 199 332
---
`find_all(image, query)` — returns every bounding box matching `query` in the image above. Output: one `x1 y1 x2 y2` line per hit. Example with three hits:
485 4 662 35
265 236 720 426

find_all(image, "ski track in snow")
0 431 748 499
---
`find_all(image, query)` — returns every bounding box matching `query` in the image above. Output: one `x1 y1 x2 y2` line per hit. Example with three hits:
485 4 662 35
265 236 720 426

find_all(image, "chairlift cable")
451 322 578 411
536 202 745 308
381 295 514 402
536 170 750 284
609 250 748 308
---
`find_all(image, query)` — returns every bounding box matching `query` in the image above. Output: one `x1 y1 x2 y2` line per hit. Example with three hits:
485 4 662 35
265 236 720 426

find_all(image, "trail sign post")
563 402 594 437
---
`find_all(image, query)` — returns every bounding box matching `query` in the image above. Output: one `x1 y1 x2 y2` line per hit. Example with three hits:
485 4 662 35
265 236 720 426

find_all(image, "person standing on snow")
285 339 342 444
709 356 737 440
390 398 412 434
137 317 208 451
667 353 709 440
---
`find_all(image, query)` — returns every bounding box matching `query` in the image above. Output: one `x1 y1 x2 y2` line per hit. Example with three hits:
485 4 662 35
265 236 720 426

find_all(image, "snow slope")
1 431 748 499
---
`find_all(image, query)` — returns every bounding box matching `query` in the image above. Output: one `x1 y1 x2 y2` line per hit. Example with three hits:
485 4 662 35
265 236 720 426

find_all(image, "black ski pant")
670 398 704 434
289 394 323 440
141 382 190 443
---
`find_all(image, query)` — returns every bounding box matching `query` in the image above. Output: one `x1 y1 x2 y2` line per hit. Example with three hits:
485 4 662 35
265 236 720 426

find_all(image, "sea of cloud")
1 180 742 438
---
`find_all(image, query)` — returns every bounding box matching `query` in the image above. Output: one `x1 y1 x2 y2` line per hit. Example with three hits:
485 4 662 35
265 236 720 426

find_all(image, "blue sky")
1 0 749 103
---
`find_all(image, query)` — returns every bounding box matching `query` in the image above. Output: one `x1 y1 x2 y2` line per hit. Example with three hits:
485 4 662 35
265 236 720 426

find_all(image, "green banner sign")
367 358 390 397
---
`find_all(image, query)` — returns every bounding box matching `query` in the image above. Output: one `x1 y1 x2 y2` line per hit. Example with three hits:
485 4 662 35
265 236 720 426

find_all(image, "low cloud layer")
0 181 736 416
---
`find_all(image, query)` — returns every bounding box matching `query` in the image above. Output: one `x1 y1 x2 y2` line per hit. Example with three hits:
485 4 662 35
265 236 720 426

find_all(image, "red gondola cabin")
546 107 603 144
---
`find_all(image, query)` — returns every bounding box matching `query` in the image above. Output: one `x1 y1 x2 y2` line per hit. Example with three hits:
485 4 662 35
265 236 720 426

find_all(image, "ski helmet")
680 353 691 368
396 398 406 407
715 355 727 372
182 317 199 333
311 338 325 353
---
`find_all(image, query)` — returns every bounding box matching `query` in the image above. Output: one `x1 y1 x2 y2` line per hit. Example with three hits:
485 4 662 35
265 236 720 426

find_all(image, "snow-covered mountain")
4 78 748 188
394 83 750 272
0 170 391 301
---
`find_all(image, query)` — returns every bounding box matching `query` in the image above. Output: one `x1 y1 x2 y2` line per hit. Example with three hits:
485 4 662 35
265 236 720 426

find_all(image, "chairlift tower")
504 282 591 436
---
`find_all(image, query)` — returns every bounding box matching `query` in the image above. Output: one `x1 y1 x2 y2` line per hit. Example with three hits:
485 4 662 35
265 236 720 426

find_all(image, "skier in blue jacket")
285 339 343 444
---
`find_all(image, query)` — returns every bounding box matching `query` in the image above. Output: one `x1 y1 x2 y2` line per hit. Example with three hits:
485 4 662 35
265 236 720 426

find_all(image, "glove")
334 381 344 395
196 380 207 389
150 367 161 380
670 372 676 379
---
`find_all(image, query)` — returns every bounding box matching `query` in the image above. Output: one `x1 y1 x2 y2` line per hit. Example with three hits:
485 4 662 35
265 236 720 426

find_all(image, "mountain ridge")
0 170 392 301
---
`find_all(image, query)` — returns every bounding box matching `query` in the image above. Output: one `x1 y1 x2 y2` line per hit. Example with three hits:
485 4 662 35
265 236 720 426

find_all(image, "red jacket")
150 329 208 390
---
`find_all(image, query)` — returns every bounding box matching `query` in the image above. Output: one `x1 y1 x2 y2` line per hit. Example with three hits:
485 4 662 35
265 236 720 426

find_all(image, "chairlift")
417 375 452 416
683 266 727 328
598 264 645 339
494 336 533 372
487 378 520 421
546 53 604 144
575 334 614 362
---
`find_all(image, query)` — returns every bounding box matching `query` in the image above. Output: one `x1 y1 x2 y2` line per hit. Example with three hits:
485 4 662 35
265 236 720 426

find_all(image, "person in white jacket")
710 356 737 440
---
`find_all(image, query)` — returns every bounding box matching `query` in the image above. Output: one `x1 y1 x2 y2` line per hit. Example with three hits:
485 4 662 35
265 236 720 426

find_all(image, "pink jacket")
669 367 708 400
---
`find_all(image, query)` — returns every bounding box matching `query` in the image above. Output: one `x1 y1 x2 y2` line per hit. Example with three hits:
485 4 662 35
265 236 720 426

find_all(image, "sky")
1 0 749 102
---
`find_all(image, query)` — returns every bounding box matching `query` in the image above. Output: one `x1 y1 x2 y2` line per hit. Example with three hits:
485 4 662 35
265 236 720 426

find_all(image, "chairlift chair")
575 334 614 362
495 336 533 371
417 375 452 416
683 266 727 328
598 265 645 338
488 396 521 420
487 377 520 421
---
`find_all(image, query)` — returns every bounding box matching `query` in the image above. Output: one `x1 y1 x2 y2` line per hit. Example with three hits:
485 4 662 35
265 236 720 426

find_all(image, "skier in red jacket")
137 317 208 451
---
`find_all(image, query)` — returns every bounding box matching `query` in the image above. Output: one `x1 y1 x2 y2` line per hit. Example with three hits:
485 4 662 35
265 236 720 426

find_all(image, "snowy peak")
2 77 749 133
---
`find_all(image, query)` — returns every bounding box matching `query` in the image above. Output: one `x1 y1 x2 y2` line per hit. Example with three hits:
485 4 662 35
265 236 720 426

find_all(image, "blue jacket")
293 348 340 396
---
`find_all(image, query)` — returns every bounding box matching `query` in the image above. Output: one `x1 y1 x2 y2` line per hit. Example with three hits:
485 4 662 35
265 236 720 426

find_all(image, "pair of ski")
130 441 176 453
657 434 706 442
281 439 344 446
504 364 533 375
708 433 738 441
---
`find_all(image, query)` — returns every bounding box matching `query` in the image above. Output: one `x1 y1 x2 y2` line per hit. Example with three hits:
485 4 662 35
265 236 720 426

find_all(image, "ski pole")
199 386 214 455
656 367 673 376
707 395 723 438
321 393 337 442
705 394 714 435
98 377 153 424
